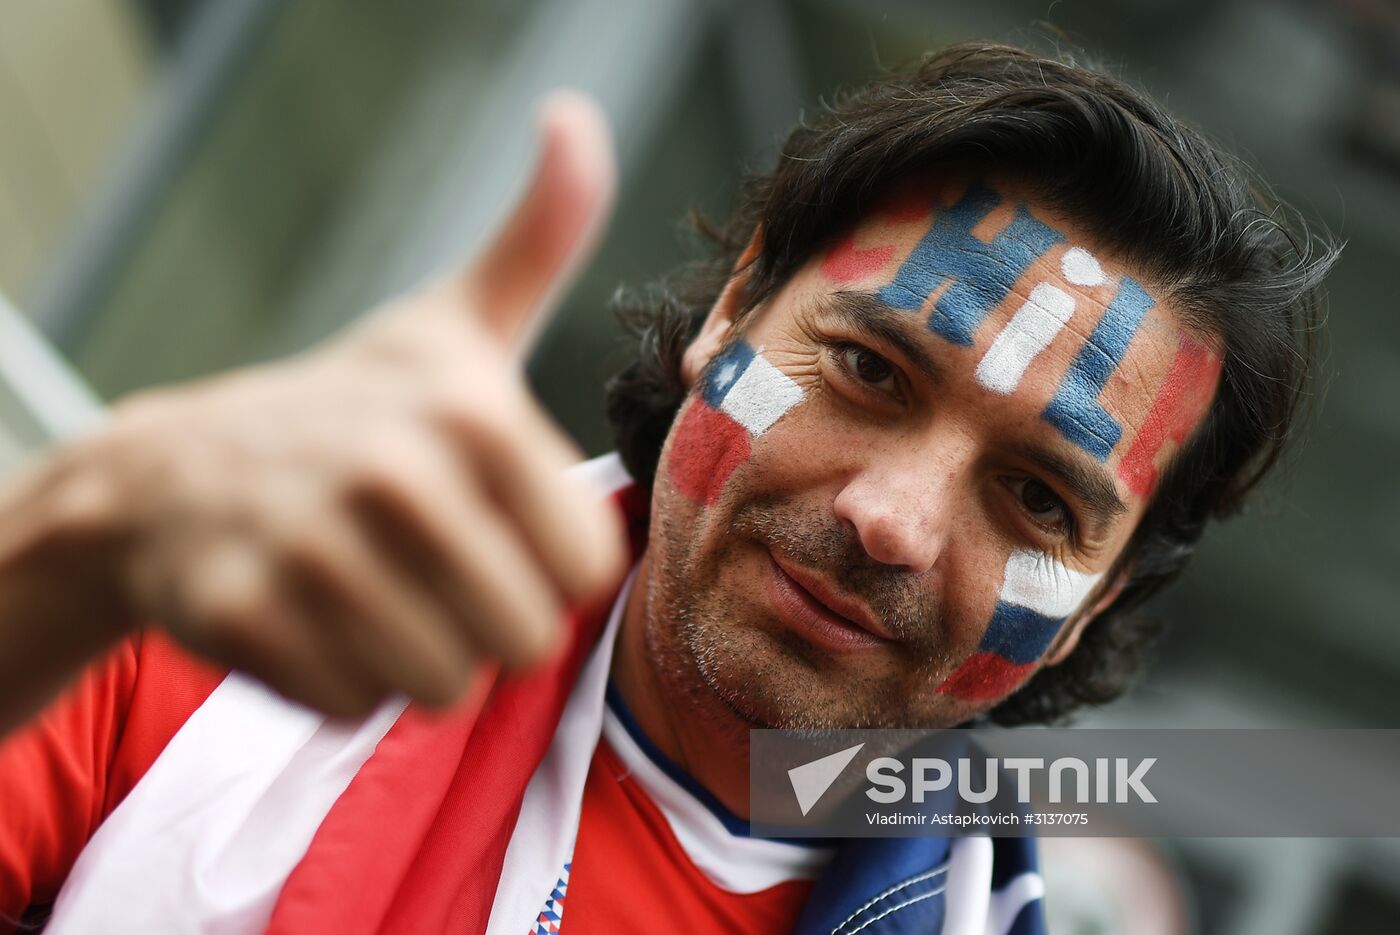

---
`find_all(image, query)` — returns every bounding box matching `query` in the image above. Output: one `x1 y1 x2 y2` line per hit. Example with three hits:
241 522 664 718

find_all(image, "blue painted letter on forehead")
1042 276 1154 460
876 181 1065 346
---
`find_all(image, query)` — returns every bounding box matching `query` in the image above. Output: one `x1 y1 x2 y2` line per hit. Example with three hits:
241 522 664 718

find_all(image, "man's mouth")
766 550 899 651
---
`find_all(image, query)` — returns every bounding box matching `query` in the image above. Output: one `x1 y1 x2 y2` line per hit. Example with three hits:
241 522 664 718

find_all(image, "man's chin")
678 624 822 728
682 623 940 731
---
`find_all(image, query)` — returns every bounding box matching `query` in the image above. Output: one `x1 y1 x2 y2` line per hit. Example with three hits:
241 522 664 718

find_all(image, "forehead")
786 176 1221 502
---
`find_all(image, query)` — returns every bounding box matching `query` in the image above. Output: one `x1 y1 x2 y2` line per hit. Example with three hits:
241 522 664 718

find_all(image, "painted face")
644 176 1220 729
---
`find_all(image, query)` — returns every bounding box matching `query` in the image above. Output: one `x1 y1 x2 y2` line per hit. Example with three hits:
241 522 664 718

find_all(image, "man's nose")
831 455 958 573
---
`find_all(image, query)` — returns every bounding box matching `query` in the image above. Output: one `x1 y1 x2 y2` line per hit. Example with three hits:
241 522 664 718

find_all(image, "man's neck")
610 550 754 819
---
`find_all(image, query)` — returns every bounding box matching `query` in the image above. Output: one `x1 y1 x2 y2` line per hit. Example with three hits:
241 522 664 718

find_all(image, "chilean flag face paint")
937 550 1102 701
667 340 805 505
658 180 1218 718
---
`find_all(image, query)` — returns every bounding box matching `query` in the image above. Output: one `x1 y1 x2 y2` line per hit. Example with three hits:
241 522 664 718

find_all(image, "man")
0 43 1331 933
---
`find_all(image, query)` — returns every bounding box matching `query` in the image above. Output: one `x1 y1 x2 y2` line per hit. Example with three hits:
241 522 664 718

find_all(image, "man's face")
642 176 1221 730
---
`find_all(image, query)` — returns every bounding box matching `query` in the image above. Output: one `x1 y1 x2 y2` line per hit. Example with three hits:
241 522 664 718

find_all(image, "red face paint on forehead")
872 179 937 224
821 233 894 284
820 179 943 285
1117 335 1222 499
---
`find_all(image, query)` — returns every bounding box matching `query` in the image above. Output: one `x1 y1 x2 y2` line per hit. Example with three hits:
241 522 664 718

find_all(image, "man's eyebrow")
812 291 943 386
1009 440 1129 531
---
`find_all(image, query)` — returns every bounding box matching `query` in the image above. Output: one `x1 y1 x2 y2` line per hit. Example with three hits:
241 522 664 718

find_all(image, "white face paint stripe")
719 349 805 436
1060 247 1106 286
974 283 1076 395
1000 549 1102 619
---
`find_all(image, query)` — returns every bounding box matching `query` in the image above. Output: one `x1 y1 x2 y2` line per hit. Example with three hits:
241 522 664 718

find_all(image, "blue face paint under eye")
700 340 756 409
876 181 1065 346
1041 276 1154 461
977 602 1068 664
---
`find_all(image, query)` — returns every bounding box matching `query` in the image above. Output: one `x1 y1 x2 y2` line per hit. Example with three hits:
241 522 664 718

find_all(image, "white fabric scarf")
46 456 632 935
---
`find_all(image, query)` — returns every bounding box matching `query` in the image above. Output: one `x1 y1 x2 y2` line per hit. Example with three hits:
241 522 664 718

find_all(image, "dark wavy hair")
604 42 1337 725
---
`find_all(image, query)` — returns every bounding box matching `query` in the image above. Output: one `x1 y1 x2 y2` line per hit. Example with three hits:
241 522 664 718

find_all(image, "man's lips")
767 551 899 649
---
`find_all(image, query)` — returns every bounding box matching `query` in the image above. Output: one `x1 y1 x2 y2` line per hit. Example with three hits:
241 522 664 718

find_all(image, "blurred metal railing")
0 291 103 473
28 0 284 355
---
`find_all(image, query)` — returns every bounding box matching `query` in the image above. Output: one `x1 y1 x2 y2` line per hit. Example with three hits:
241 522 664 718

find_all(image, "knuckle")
201 601 271 663
496 607 563 671
432 384 527 453
187 545 272 625
48 476 120 542
342 438 434 508
278 533 340 585
37 444 125 544
563 509 629 599
575 549 626 601
345 459 409 505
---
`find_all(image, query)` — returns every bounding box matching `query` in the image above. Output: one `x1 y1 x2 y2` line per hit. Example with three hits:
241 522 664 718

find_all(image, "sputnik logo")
787 743 865 816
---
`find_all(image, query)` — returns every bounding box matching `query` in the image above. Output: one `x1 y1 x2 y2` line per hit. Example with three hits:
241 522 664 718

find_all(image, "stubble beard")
641 482 960 732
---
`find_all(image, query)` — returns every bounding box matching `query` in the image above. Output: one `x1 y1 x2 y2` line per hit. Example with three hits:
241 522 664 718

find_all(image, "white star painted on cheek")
715 360 739 393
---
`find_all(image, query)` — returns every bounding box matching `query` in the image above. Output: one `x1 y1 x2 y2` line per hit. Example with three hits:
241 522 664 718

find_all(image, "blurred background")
0 0 1396 931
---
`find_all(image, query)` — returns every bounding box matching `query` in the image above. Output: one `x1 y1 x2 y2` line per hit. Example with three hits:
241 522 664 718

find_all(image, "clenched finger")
279 520 478 707
441 391 627 607
344 453 570 671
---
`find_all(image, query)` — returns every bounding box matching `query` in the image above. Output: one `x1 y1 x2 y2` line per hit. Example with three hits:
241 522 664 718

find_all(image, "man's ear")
679 232 763 388
1041 567 1131 667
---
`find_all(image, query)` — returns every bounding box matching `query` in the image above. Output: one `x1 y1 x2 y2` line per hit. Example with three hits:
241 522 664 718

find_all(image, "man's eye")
835 344 897 391
1010 477 1071 534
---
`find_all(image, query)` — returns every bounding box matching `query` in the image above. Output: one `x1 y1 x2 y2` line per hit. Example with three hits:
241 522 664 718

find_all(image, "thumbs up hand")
0 92 629 722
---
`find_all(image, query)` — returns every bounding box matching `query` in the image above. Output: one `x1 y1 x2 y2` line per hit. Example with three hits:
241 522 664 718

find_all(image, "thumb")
467 89 617 353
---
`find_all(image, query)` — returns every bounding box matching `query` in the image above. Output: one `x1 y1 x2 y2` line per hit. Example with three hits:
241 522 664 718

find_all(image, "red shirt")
557 693 832 934
0 631 224 926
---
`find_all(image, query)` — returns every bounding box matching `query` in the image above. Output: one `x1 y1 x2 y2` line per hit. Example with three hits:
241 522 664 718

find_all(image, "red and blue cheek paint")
667 340 805 505
937 550 1102 702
